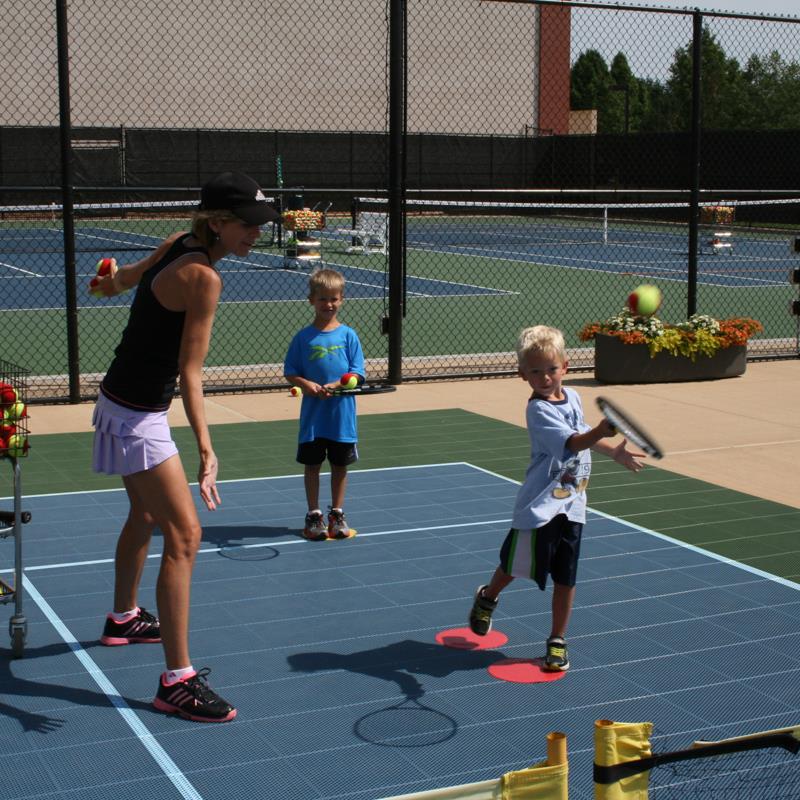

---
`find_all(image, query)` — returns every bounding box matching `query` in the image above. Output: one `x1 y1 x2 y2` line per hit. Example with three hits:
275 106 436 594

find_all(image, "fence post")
687 9 703 317
56 0 81 402
387 0 406 384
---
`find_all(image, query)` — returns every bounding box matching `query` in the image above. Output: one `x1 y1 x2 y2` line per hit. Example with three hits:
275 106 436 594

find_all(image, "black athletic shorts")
296 437 359 467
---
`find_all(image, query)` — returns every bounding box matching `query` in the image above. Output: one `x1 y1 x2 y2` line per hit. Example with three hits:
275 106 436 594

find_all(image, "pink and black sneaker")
153 668 237 723
100 607 161 645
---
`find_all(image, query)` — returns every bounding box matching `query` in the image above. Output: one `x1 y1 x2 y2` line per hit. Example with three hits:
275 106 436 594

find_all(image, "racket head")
596 396 664 459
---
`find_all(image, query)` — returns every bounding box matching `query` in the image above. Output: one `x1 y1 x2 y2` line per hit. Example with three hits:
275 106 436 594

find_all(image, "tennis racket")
290 385 397 397
328 384 396 396
596 396 664 459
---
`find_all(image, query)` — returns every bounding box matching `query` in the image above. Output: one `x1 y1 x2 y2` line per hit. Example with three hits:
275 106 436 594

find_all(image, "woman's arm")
93 232 186 296
177 264 223 510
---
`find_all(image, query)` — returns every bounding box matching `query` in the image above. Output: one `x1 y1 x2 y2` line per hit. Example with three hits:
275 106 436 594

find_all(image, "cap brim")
233 203 281 225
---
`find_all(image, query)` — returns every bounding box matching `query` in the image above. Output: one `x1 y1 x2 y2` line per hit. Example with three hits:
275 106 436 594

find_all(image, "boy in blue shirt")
468 325 646 671
285 268 365 540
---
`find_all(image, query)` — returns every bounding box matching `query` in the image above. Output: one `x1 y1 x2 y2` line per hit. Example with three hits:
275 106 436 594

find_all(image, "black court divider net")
594 724 800 799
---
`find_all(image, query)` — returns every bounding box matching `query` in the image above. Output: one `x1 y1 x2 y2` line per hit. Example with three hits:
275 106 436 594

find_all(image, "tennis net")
353 195 800 250
0 198 279 254
594 720 800 799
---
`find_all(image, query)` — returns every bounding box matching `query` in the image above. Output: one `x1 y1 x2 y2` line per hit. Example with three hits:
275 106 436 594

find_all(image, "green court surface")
9 408 800 585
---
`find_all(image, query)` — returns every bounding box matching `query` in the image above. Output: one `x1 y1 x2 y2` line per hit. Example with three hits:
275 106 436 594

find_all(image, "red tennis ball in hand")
340 373 359 390
96 258 115 276
90 257 117 297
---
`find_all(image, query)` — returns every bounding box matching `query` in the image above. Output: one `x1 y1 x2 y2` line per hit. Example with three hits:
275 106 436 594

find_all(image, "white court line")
667 438 800 455
12 517 511 574
22 575 203 800
0 261 42 276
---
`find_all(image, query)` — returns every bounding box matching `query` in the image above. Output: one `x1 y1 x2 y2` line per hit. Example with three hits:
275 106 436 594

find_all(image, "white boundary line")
21 576 203 800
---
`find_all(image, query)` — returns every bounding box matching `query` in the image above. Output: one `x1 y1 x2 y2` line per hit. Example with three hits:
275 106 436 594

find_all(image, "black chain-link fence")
2 0 798 402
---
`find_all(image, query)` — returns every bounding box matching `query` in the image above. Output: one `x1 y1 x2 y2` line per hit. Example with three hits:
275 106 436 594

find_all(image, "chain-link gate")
2 0 799 401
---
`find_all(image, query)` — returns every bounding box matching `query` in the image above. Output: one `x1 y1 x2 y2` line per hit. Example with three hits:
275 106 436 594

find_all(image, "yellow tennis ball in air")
340 373 358 390
627 284 662 317
290 386 301 397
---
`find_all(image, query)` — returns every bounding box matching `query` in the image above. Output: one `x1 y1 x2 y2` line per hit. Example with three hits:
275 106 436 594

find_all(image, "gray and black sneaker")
327 507 353 539
303 510 327 541
468 585 498 636
544 636 570 671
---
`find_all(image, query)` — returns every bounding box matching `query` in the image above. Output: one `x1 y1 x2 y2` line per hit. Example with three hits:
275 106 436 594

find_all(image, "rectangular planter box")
594 333 747 384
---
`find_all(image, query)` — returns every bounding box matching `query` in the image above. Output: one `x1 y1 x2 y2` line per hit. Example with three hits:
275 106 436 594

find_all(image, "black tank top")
101 233 211 410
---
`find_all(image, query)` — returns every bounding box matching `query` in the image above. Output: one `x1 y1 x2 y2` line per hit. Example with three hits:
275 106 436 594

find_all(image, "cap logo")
255 189 266 202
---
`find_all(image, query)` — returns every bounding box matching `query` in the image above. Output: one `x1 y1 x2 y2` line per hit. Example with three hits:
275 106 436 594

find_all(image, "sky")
588 0 798 16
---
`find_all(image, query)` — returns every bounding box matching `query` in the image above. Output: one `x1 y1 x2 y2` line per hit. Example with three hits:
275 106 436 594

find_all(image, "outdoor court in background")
2 427 800 800
0 206 796 377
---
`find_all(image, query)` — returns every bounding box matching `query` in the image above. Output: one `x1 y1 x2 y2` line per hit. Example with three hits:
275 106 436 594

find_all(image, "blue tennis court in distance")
0 224 511 311
3 463 799 800
391 213 796 289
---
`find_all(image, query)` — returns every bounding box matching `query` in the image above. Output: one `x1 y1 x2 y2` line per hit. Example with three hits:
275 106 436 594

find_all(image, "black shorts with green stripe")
499 514 583 591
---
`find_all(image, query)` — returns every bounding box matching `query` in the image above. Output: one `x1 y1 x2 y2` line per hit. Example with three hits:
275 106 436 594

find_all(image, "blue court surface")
2 463 800 799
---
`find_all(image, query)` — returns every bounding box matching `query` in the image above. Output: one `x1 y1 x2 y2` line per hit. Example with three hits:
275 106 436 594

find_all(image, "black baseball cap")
199 172 280 225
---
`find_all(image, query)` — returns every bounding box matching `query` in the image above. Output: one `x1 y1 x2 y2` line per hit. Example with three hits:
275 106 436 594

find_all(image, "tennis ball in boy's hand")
627 284 662 317
5 433 28 458
290 386 301 397
4 401 26 422
340 373 358 390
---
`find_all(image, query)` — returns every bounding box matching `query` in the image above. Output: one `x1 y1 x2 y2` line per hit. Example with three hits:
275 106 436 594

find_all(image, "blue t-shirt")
284 324 365 443
511 387 592 528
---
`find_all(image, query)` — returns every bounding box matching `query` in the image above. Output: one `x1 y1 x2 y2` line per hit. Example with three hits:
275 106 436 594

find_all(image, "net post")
546 731 567 765
603 205 609 245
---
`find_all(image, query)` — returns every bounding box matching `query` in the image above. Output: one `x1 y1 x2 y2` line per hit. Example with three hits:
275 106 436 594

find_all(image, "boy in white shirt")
468 325 646 671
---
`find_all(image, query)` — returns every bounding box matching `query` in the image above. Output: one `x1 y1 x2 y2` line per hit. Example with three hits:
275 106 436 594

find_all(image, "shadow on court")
0 641 152 734
288 638 504 696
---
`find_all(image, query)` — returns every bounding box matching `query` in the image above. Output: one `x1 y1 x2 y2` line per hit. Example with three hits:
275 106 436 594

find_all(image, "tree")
572 26 800 134
570 49 610 113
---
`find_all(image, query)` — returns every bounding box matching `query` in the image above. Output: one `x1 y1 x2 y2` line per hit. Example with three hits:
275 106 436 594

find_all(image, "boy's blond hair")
516 325 567 365
308 268 345 298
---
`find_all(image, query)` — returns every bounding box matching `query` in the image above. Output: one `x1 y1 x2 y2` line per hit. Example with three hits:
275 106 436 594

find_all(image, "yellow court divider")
378 731 568 800
593 720 653 800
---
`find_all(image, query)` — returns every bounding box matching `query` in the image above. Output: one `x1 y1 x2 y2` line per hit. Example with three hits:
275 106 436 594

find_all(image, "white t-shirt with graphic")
511 387 592 529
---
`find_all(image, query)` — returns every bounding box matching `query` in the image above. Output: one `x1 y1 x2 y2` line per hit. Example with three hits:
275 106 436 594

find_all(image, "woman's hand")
198 451 221 510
